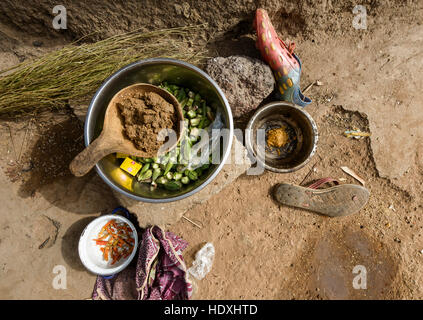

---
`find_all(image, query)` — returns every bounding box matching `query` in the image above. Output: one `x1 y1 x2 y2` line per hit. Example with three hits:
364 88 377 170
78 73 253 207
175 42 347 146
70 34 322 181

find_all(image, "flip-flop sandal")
253 8 312 107
274 178 369 217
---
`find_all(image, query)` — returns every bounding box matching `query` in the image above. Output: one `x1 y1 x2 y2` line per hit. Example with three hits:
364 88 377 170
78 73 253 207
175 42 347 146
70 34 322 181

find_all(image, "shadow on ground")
61 216 97 271
17 117 119 214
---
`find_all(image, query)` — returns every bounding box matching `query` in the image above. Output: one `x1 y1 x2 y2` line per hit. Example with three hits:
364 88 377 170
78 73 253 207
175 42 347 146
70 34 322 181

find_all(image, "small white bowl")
78 214 138 276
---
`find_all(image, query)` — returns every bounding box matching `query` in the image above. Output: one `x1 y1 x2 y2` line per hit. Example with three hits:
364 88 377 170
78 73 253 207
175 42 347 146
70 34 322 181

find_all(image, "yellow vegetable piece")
120 157 142 176
109 168 134 191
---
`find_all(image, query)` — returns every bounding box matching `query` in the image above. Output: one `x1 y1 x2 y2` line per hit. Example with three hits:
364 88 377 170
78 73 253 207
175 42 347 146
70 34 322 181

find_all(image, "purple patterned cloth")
92 226 192 300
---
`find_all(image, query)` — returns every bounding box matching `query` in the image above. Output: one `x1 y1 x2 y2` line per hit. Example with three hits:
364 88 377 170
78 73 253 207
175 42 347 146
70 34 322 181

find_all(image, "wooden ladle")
69 83 184 177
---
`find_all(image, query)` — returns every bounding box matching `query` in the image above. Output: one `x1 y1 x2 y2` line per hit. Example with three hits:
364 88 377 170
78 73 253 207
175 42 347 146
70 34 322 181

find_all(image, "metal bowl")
85 58 233 203
245 101 318 173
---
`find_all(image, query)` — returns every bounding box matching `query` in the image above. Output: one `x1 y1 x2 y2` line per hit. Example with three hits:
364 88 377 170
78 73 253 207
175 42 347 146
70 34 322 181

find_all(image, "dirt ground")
0 1 422 299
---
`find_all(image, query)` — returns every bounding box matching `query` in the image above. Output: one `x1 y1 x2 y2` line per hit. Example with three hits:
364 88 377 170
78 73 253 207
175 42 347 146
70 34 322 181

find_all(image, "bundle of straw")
0 25 207 116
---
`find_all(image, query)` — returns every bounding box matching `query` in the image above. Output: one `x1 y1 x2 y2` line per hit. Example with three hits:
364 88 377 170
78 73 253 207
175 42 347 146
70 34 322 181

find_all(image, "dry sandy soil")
0 1 422 299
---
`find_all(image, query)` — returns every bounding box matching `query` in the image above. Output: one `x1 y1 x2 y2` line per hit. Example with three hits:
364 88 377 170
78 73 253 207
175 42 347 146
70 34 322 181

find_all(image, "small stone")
70 104 89 123
173 3 183 15
21 160 34 172
205 56 275 118
394 237 401 243
182 2 190 18
32 40 43 47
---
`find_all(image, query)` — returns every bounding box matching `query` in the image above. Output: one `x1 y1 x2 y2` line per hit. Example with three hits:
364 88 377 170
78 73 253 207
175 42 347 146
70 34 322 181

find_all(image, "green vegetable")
181 176 190 184
182 138 192 161
163 161 173 176
187 109 196 119
164 180 182 191
173 172 183 181
159 154 170 165
190 127 200 137
190 117 201 126
152 168 161 182
138 162 150 176
180 98 188 109
138 169 152 181
186 170 198 181
201 163 210 170
195 168 203 177
177 89 186 102
203 119 211 127
156 176 168 185
165 172 174 180
187 98 194 107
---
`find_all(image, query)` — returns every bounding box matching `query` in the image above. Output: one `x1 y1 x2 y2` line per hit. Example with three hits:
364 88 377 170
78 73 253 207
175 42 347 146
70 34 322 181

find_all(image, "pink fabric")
92 226 192 300
307 177 340 189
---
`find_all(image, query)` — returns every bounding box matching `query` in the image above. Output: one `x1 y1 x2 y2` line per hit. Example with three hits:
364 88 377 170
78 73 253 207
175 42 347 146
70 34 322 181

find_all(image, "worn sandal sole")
274 183 369 217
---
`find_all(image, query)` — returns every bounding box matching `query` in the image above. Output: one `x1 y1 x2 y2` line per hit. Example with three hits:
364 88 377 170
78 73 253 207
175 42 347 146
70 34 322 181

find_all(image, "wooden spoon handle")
69 135 116 177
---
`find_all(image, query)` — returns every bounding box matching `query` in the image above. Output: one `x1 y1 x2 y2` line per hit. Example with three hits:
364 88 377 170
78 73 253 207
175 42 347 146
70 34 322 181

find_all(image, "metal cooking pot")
245 101 318 173
85 58 234 203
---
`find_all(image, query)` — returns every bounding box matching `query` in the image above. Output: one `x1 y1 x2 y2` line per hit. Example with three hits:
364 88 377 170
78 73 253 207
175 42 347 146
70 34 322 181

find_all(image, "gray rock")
205 56 275 118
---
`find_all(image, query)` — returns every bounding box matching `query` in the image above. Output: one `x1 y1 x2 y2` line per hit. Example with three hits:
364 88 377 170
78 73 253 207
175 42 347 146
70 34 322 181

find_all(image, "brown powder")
267 126 290 148
116 91 176 154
